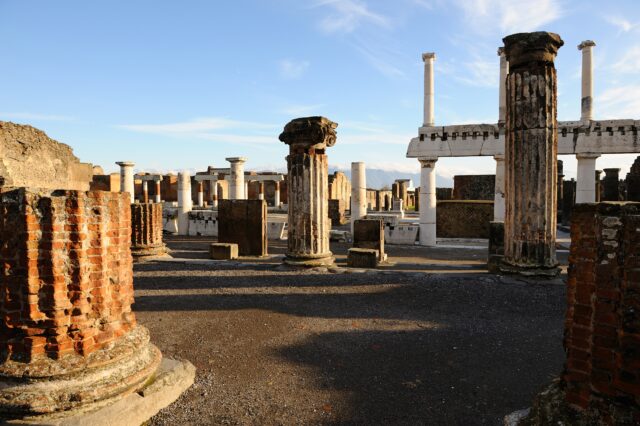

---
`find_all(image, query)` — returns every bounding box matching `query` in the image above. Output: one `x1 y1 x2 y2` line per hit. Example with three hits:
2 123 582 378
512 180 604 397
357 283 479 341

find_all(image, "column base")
499 260 560 277
131 244 170 261
283 252 335 267
0 326 162 418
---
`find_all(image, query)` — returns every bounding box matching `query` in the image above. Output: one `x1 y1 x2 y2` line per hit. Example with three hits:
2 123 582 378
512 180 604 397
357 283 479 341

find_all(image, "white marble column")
155 180 161 203
422 52 436 127
418 158 437 246
578 40 596 122
576 153 599 203
116 161 135 204
493 154 505 221
350 162 367 233
245 182 249 199
274 181 281 207
226 157 247 200
177 171 192 235
498 47 509 125
197 181 204 207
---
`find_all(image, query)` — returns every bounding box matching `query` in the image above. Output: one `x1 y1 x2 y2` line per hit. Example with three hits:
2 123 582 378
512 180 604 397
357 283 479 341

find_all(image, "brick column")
279 116 337 266
131 202 168 260
0 189 161 415
501 32 563 276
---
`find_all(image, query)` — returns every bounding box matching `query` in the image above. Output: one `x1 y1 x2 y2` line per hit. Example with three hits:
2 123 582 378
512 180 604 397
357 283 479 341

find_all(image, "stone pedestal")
131 202 168 260
352 219 386 262
279 116 337 267
501 31 563 276
0 189 166 418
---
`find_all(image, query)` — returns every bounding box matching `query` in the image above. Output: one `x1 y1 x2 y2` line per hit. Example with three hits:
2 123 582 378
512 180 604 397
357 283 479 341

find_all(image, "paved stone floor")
141 236 568 425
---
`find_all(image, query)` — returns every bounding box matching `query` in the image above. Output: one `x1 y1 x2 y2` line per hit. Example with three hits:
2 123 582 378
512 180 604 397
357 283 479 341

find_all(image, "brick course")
0 189 136 362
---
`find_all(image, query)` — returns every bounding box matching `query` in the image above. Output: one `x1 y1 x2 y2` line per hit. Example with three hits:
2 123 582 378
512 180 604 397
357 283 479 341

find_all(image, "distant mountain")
330 167 453 190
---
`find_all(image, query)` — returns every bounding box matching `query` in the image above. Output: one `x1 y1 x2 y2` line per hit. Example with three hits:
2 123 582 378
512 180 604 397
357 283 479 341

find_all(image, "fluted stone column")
578 40 596 122
422 52 436 126
351 162 367 233
280 116 337 266
226 157 247 200
418 157 437 246
116 161 135 204
131 202 168 260
493 154 505 221
177 171 192 235
501 32 563 276
498 47 509 125
576 153 599 203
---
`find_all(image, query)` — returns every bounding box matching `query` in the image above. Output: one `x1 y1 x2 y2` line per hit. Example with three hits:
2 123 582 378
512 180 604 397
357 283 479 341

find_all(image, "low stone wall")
436 200 493 238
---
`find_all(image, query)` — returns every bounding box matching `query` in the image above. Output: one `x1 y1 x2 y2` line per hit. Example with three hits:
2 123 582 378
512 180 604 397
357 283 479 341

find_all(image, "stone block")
347 248 378 268
353 219 385 261
436 200 493 238
218 199 267 256
385 224 419 245
209 243 239 260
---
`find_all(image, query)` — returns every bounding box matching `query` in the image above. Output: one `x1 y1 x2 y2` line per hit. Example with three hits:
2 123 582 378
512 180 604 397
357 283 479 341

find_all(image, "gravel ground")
140 237 567 425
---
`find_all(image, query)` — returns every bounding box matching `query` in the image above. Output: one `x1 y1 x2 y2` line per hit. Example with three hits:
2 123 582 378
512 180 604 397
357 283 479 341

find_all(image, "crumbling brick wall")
0 189 135 362
564 202 640 420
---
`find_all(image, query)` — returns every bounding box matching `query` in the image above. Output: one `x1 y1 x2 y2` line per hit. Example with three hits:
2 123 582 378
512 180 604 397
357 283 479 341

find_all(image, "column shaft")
177 172 192 235
350 162 367 233
419 158 437 246
422 53 436 126
493 155 505 221
116 161 135 204
576 154 599 203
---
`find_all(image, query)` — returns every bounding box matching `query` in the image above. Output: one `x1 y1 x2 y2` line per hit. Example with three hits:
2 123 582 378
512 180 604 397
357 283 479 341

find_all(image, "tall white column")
350 162 367 233
177 171 192 235
418 158 437 246
422 52 436 127
274 181 281 207
226 157 247 200
498 47 509 125
576 153 599 203
493 154 505 221
116 161 135 204
578 40 596 122
245 182 249 199
197 181 204 207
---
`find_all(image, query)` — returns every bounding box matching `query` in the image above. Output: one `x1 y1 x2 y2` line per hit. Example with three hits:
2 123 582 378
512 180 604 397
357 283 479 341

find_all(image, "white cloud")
1 112 74 121
611 46 640 74
598 85 640 119
454 0 562 34
605 16 638 34
313 0 391 34
279 59 310 79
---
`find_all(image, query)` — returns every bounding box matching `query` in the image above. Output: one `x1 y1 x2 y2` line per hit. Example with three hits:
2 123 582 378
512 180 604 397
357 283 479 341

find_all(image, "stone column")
226 157 247 200
576 153 599 203
258 182 265 200
155 180 161 203
595 170 602 202
418 157 437 246
279 116 337 266
502 31 563 276
142 180 149 203
245 181 249 199
177 171 192 235
197 181 204 207
578 40 596 122
557 160 564 216
422 52 436 127
351 162 367 233
493 154 505 221
131 202 167 259
274 181 281 207
116 161 135 204
498 47 509 125
602 168 621 201
210 180 218 208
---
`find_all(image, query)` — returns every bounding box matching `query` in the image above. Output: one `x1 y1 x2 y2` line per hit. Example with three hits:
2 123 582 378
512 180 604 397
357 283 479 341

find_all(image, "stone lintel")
136 174 163 182
279 116 338 150
503 31 564 69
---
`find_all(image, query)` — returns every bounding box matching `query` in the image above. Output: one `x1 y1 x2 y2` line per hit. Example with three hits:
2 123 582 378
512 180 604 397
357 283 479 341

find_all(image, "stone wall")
328 172 351 208
218 200 267 256
452 175 495 200
562 203 640 420
626 156 640 202
436 200 493 238
329 199 347 226
0 189 135 361
0 122 93 191
436 187 453 200
90 173 120 192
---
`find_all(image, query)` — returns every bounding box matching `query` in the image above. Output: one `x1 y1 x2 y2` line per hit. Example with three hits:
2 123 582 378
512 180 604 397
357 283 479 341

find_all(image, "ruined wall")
0 122 93 191
452 175 495 200
329 199 347 226
161 174 179 202
563 202 640 421
627 157 640 202
436 187 453 200
218 200 267 256
328 172 351 207
0 189 135 361
90 173 120 192
436 200 493 238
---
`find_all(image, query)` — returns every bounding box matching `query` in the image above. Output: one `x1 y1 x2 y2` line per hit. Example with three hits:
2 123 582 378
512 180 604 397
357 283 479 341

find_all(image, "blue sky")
1 0 639 183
